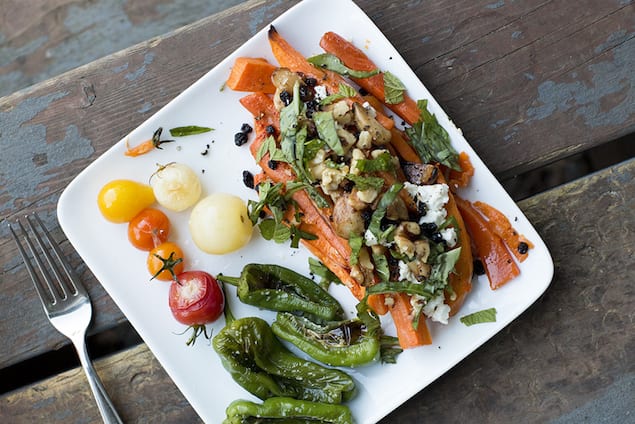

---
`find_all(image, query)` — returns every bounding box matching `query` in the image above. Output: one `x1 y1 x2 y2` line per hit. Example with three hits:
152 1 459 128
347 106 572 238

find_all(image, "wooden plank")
0 0 247 98
0 344 201 423
0 0 633 367
2 158 633 423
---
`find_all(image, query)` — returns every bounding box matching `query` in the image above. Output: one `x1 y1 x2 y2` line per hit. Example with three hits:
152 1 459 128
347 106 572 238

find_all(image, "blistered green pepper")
271 312 380 368
223 397 353 424
217 264 344 321
212 316 356 404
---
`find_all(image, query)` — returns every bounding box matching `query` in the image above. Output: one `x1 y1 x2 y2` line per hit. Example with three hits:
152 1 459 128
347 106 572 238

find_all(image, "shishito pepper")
223 397 353 424
217 264 344 321
272 311 381 367
212 316 356 404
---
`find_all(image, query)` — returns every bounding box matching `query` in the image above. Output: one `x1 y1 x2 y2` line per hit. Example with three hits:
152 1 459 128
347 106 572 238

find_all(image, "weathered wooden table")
1 0 633 422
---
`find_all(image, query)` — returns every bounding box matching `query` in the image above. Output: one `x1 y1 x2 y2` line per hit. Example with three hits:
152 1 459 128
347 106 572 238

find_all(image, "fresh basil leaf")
430 247 462 283
460 308 497 326
383 71 405 104
289 225 317 248
258 218 291 243
367 183 403 241
169 126 213 137
279 81 302 163
319 83 359 106
313 111 344 155
302 138 324 164
308 53 380 78
345 174 385 191
349 233 364 265
355 152 394 173
308 258 342 287
367 281 435 299
372 252 390 283
405 99 461 170
379 335 403 364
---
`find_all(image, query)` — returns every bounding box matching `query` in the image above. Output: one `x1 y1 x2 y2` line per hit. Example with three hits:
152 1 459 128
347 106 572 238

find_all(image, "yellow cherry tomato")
97 179 156 223
189 193 253 254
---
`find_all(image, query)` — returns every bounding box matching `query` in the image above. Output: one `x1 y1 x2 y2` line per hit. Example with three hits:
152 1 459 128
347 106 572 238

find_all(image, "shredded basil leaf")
345 174 385 191
312 111 344 155
379 335 403 364
460 308 497 326
367 183 403 242
169 126 213 137
405 99 460 170
383 71 405 104
429 247 462 286
308 258 343 290
256 135 287 162
355 152 394 173
349 233 364 265
367 281 435 299
372 252 390 283
319 83 359 106
308 53 380 78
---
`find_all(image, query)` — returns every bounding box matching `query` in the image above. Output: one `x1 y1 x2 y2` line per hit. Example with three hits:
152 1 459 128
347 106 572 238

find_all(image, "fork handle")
72 336 124 424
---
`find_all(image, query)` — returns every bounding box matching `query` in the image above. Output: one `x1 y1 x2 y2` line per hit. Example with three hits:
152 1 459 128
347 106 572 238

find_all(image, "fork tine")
26 214 83 299
8 218 57 306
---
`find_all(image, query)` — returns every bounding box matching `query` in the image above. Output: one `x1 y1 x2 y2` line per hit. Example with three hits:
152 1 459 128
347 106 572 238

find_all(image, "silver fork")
9 213 124 424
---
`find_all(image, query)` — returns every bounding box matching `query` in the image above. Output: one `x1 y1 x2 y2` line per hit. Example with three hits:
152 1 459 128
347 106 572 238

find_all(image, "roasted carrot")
226 57 277 93
268 26 395 130
455 196 520 289
473 201 533 262
389 293 433 348
447 152 474 188
319 31 421 126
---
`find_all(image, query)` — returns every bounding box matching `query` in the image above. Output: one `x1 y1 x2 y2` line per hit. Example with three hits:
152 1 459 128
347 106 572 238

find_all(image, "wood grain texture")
0 0 246 97
2 157 633 423
0 0 633 389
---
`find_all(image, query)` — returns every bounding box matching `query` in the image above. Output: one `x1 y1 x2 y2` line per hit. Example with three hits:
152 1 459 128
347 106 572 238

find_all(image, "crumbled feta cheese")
313 85 328 100
422 293 451 324
398 260 418 284
440 227 457 247
364 229 378 246
404 182 449 226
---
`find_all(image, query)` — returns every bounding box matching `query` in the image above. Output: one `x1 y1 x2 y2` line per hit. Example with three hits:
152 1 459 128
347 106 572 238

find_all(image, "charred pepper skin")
212 316 356 404
217 264 345 321
272 312 381 367
223 397 353 424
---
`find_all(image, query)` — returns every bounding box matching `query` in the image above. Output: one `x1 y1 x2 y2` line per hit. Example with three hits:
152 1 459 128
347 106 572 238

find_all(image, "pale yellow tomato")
189 193 253 254
97 179 155 223
150 163 201 212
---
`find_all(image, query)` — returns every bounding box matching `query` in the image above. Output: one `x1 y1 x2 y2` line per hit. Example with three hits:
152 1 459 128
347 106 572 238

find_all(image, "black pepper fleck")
265 125 276 135
518 242 529 255
267 159 278 170
240 123 253 134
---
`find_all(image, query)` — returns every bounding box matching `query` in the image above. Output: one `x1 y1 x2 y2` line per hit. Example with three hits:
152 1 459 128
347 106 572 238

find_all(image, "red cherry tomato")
147 242 184 281
128 208 170 250
169 271 225 325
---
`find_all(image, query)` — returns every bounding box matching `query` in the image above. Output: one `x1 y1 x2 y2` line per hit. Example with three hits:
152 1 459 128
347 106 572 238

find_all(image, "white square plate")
58 0 554 422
